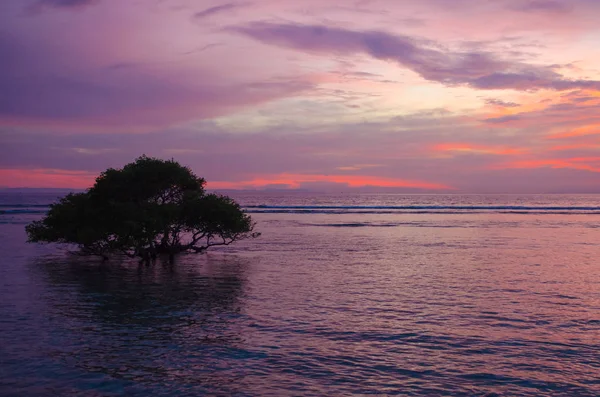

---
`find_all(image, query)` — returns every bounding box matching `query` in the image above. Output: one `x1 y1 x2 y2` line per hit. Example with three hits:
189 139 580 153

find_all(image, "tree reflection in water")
30 253 257 394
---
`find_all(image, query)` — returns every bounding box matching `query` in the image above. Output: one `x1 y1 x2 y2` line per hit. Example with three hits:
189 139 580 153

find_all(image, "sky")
1 0 600 193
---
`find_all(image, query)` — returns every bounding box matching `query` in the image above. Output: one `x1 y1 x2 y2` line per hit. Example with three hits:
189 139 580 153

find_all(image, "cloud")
0 168 96 188
471 72 600 91
194 3 247 20
3 111 600 192
548 141 600 152
495 158 600 173
336 164 382 171
0 31 313 128
509 0 574 14
0 109 478 190
0 71 312 128
28 0 100 13
485 98 520 108
0 168 452 191
482 95 600 128
39 0 97 6
483 114 523 123
231 22 600 91
208 173 453 190
3 0 600 193
548 124 600 139
433 143 528 156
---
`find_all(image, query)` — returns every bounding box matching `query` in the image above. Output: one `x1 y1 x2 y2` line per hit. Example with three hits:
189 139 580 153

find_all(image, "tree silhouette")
26 156 259 262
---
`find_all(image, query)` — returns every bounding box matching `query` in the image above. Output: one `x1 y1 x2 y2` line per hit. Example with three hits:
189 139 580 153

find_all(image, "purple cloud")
0 31 312 126
32 0 99 10
485 98 520 108
483 114 523 124
40 0 96 6
3 117 600 193
231 23 600 92
483 97 600 129
509 0 574 13
194 3 247 19
472 72 600 91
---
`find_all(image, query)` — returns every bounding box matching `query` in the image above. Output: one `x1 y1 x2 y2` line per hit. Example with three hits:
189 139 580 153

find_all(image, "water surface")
1 193 600 396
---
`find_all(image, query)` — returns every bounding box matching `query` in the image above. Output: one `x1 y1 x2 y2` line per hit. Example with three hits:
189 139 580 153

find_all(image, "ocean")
1 191 600 396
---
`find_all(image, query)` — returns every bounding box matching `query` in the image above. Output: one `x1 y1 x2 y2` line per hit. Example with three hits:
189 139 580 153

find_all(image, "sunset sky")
1 0 600 192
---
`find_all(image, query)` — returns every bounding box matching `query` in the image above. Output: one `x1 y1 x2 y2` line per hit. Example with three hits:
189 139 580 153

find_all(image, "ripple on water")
1 206 600 396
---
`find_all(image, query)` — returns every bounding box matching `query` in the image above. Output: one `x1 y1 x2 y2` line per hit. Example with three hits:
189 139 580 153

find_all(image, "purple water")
1 191 600 396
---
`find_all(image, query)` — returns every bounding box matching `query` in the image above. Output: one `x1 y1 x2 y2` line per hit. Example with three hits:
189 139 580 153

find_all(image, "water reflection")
27 253 255 395
4 207 600 396
37 255 246 322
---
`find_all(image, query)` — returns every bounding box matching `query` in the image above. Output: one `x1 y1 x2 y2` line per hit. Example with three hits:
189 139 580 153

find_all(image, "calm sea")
1 192 600 396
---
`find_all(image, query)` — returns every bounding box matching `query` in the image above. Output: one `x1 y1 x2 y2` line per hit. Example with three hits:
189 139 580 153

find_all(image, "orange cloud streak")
0 169 96 189
433 143 528 156
549 142 600 151
494 158 600 173
0 170 453 190
548 124 600 140
208 173 453 190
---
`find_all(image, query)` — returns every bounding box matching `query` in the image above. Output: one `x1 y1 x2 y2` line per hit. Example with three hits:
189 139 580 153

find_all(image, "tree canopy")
26 156 259 261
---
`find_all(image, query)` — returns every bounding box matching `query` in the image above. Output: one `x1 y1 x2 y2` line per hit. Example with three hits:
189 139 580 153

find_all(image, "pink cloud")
493 157 600 173
433 143 529 156
208 173 453 190
0 168 96 188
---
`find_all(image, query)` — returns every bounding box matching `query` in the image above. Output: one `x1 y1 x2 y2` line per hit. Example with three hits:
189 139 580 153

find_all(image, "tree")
26 156 259 262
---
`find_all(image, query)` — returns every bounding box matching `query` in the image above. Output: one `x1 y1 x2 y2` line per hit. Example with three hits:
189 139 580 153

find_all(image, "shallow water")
1 193 600 396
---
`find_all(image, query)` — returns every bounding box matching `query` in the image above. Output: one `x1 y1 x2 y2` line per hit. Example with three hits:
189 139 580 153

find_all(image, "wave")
0 209 49 215
2 204 600 216
0 204 51 208
244 205 600 215
304 221 600 228
246 205 600 211
312 222 404 227
245 209 600 215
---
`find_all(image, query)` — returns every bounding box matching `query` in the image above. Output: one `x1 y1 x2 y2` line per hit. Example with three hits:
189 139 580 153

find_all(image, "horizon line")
2 187 600 195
